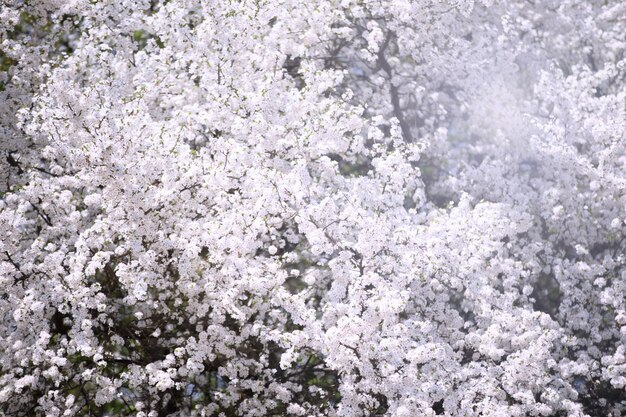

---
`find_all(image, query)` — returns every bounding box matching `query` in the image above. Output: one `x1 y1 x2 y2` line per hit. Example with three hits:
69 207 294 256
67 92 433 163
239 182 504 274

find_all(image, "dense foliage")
1 0 625 416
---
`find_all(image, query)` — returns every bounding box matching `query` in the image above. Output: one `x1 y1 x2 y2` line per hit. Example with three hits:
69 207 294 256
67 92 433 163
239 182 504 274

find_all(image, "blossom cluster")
1 0 625 416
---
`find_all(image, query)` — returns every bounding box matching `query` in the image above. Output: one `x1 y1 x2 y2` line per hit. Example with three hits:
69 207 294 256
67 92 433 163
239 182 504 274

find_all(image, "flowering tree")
1 0 625 416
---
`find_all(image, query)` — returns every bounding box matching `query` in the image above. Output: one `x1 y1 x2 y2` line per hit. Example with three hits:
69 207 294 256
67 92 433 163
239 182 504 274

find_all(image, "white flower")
286 403 306 416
